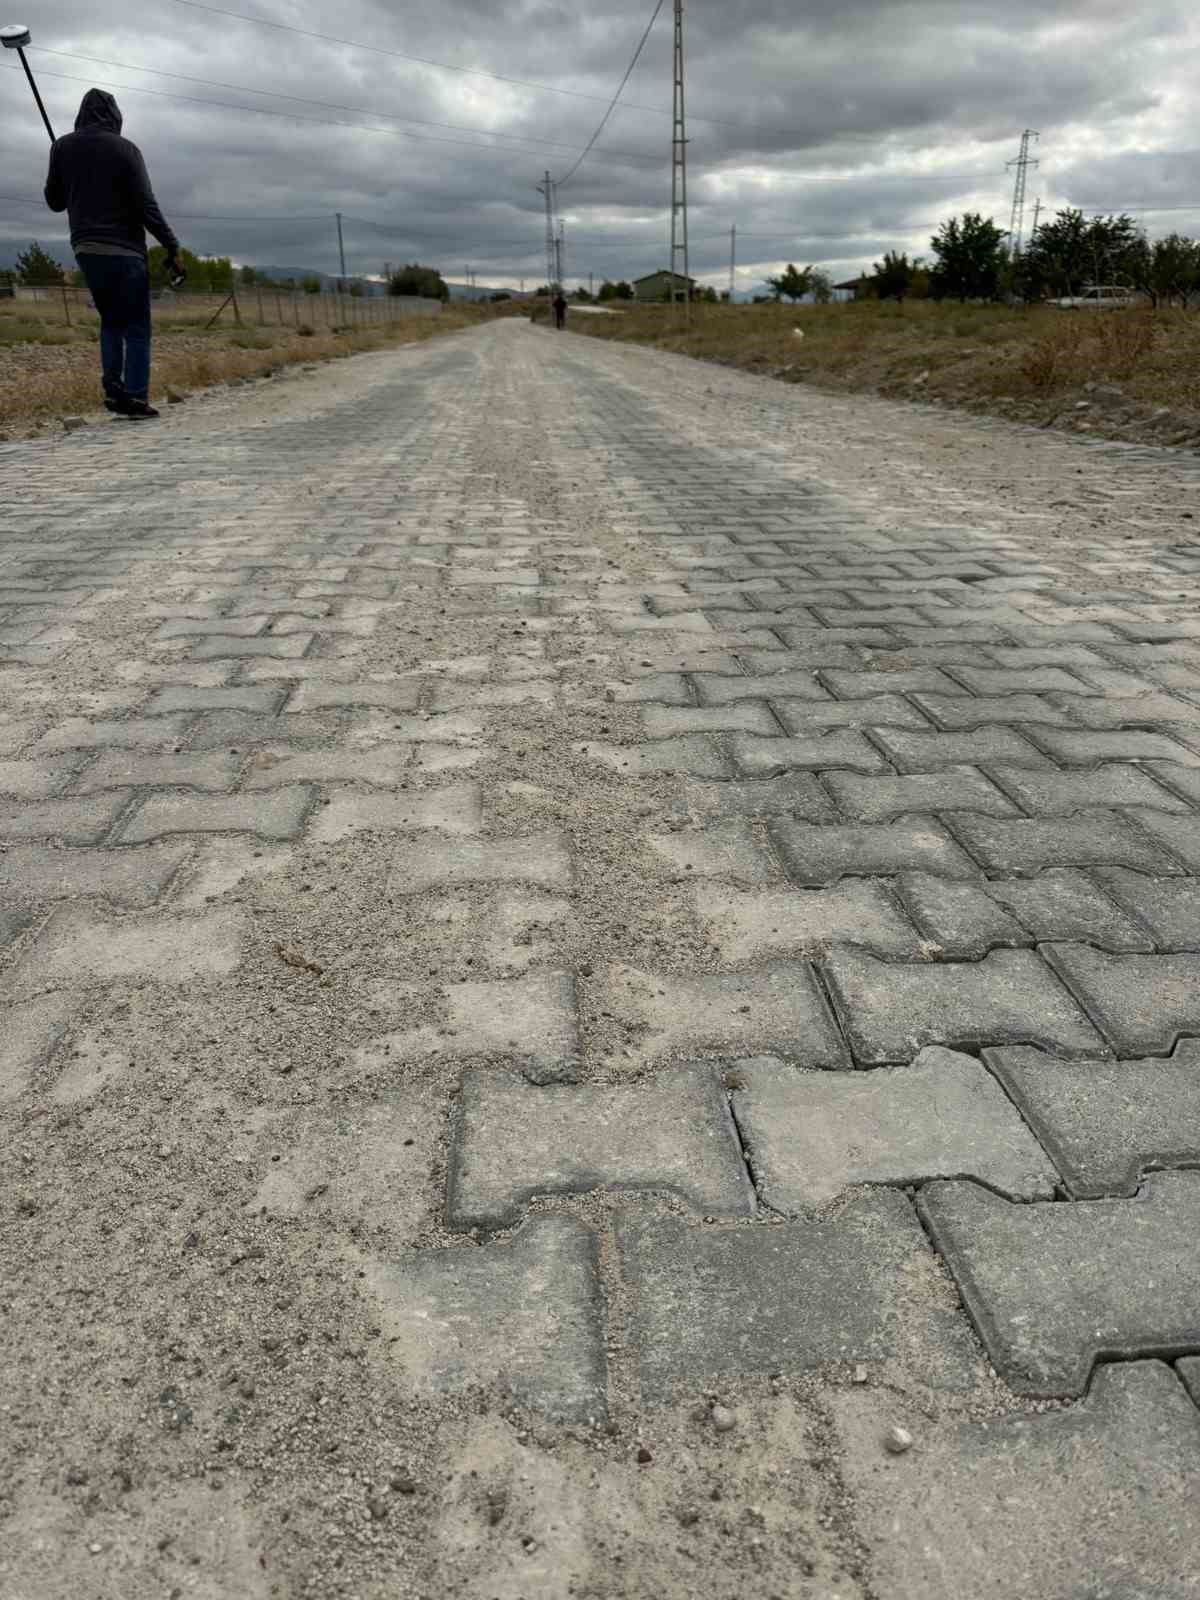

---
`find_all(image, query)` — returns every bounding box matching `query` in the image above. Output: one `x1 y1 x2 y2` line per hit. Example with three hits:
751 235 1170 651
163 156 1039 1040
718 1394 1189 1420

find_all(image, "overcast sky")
2 0 1199 290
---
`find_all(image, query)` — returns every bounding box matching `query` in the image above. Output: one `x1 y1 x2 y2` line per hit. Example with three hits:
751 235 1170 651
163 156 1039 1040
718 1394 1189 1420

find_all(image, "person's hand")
165 254 185 286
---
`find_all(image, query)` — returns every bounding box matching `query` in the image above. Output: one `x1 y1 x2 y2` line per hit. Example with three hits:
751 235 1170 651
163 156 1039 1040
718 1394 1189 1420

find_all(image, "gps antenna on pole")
1 25 57 141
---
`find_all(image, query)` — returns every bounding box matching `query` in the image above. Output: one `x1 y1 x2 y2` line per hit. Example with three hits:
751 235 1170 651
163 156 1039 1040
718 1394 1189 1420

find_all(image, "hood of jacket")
74 88 123 134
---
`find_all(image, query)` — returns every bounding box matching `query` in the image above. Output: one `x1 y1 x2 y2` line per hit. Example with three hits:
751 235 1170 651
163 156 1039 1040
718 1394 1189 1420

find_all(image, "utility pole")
335 212 347 283
589 271 594 297
729 223 736 302
557 221 566 293
1031 197 1042 239
669 0 690 322
1006 130 1039 257
537 170 558 290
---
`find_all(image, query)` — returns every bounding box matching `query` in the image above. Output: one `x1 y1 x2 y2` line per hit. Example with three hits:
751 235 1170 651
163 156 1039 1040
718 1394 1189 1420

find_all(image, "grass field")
562 298 1200 443
0 292 488 435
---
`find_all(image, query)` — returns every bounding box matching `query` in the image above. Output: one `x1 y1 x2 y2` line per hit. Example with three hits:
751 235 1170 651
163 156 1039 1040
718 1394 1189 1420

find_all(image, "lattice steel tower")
538 171 558 290
1007 130 1039 256
669 0 690 320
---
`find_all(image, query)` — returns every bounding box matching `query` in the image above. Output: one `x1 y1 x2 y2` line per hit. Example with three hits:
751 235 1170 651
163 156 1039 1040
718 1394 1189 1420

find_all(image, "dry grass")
564 298 1200 431
0 295 489 434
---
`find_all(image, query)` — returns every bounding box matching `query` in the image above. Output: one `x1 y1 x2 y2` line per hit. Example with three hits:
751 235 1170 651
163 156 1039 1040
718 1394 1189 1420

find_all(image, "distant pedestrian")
553 290 567 330
44 89 181 419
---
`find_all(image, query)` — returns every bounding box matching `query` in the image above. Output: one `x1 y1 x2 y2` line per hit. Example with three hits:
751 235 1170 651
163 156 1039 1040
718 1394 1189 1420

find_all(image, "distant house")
833 277 868 301
631 269 699 303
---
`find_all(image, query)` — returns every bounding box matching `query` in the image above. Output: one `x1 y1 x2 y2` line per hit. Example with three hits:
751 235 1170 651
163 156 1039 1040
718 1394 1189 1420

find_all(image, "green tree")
147 246 233 292
765 263 814 302
597 279 633 301
302 275 322 295
387 262 449 300
572 286 593 302
490 290 512 302
16 241 65 285
239 264 260 285
1021 209 1143 299
929 213 1007 302
869 251 914 301
808 269 833 304
1136 233 1200 307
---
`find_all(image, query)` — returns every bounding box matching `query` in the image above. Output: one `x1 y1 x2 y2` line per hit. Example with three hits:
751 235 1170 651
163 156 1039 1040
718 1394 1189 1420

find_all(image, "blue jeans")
76 254 152 401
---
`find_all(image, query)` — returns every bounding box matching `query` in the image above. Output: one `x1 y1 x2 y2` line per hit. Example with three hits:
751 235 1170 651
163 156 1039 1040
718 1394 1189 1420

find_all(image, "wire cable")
555 0 665 187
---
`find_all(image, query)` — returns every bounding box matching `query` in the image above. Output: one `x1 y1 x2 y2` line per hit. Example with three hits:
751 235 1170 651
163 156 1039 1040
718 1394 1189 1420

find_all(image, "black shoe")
121 399 160 420
104 389 133 414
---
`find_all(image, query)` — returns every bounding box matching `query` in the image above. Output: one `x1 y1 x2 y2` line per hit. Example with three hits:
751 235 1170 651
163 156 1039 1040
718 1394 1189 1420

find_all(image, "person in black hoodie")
44 89 180 419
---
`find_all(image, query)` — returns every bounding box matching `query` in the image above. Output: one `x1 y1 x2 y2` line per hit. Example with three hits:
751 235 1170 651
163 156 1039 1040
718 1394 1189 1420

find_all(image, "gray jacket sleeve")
133 148 179 253
44 143 66 213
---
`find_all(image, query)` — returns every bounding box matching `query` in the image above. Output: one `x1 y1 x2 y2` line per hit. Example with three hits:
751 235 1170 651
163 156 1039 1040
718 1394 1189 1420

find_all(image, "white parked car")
1052 284 1141 310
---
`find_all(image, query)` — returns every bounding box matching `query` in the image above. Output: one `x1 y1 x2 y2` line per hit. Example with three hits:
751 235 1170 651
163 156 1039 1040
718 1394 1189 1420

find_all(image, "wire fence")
8 281 444 330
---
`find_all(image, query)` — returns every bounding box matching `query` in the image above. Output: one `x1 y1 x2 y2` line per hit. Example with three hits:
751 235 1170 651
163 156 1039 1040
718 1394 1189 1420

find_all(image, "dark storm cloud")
1 0 1197 288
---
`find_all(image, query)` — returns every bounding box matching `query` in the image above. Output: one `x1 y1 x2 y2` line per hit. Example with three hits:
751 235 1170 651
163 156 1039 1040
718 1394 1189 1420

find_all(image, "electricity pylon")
1007 130 1039 257
669 0 690 321
537 171 558 290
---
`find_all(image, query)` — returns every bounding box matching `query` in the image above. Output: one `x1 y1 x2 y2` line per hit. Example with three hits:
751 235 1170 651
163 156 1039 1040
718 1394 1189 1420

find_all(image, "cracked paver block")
919 1172 1200 1396
1028 727 1200 767
871 726 1054 772
897 871 1029 957
1042 943 1200 1055
73 750 241 794
672 773 837 823
387 830 571 893
0 842 190 907
824 946 1105 1064
773 693 929 733
694 670 829 705
309 783 483 842
823 768 1017 822
34 716 193 752
365 1216 605 1421
0 791 130 846
242 744 413 789
12 905 243 985
947 810 1182 876
730 731 889 776
120 786 313 843
733 1047 1057 1211
0 757 80 798
771 817 978 885
694 880 923 962
990 763 1189 815
601 961 848 1069
985 868 1154 952
985 1041 1200 1197
835 1361 1200 1600
357 971 579 1084
617 1189 976 1397
144 685 283 716
447 1065 754 1230
572 737 728 778
1095 866 1200 950
287 680 422 713
646 821 776 884
1124 807 1200 871
641 703 779 739
0 991 78 1098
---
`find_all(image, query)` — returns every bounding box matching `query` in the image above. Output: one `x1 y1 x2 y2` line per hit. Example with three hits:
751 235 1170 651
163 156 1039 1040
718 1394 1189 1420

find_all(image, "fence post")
257 286 264 324
60 278 71 325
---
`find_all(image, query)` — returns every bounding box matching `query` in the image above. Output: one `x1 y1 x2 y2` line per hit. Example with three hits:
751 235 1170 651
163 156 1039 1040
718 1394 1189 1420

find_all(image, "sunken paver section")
355 972 580 1084
616 1191 976 1398
386 831 572 894
835 1361 1200 1600
0 842 190 907
11 906 243 984
120 786 315 844
364 1216 606 1421
985 1042 1200 1197
447 1066 755 1230
823 947 1106 1064
694 880 924 962
770 818 979 885
919 1171 1200 1396
898 868 1155 956
732 1048 1058 1211
308 783 484 842
1041 943 1200 1055
600 961 848 1068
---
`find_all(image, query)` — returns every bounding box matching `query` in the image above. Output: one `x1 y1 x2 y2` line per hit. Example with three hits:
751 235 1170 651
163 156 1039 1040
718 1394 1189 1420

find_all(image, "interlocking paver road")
2 321 1200 1598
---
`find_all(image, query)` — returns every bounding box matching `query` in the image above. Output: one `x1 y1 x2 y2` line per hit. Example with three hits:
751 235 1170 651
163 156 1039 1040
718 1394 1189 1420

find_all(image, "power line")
27 45 656 164
555 0 665 187
160 0 674 117
0 60 656 163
